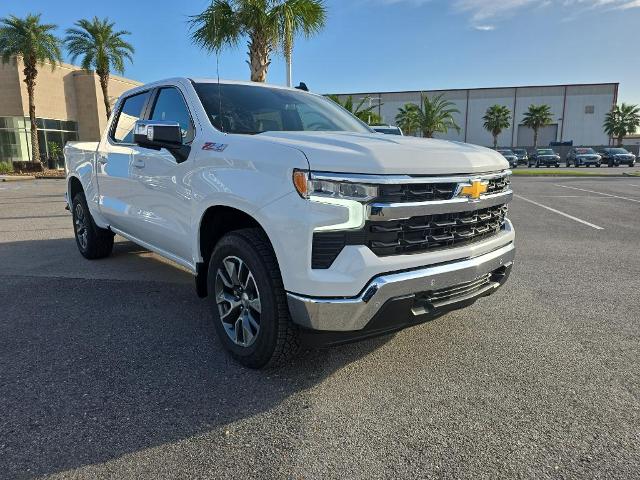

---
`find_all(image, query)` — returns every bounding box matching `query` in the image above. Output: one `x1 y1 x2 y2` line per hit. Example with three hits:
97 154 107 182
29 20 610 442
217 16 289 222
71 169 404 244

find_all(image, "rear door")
127 86 196 263
96 90 152 232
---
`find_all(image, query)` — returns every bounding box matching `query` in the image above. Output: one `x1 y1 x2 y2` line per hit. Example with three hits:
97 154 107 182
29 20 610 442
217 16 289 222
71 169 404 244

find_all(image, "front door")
127 87 196 264
96 90 151 233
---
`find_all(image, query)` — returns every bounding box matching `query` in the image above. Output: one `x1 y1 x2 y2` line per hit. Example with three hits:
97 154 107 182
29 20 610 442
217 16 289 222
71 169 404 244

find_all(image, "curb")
0 175 36 182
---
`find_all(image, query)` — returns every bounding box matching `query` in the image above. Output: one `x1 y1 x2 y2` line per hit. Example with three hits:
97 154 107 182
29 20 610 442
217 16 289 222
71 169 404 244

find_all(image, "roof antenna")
214 9 224 133
295 82 308 92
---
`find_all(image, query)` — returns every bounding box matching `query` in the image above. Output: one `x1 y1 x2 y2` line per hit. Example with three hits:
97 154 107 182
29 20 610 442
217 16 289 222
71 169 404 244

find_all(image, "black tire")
71 192 114 259
206 228 299 369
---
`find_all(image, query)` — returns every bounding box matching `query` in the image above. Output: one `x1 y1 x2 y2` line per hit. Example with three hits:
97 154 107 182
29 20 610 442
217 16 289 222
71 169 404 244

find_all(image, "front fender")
188 138 309 265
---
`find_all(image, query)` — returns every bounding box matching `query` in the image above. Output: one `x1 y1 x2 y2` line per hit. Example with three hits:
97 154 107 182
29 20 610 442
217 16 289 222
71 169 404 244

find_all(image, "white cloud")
369 0 640 28
474 25 496 31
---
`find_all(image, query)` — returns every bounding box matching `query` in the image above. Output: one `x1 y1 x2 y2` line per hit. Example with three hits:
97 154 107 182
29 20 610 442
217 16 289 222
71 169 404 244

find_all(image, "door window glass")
112 91 150 143
150 88 194 143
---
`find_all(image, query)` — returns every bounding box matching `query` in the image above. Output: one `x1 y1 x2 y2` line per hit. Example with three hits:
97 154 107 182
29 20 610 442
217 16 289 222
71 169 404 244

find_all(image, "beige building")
0 57 141 164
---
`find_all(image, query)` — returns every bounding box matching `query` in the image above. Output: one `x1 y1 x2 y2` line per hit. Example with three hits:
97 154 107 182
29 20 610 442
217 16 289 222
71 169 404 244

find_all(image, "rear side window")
150 88 195 143
112 91 151 143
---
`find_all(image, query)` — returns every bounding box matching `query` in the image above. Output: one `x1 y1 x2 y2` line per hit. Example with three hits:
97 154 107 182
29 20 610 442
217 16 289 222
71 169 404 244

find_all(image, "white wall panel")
331 84 617 147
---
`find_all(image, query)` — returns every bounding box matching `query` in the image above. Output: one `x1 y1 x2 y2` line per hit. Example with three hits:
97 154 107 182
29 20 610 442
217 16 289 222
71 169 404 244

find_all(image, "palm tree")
395 103 421 136
483 104 512 149
0 14 61 165
327 94 382 125
416 94 461 138
273 0 326 87
603 103 640 146
190 0 326 84
522 104 553 148
64 17 134 119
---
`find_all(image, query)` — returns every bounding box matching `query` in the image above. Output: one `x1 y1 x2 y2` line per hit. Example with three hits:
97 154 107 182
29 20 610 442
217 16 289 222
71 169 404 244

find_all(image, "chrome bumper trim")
367 190 512 221
287 242 515 331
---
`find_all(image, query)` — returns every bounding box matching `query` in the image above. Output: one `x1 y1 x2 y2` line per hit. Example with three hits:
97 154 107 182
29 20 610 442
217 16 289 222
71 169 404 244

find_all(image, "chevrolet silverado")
64 78 515 368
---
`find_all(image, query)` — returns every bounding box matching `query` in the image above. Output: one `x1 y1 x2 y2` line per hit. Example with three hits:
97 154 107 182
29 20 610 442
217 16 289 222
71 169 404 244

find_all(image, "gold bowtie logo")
459 180 488 200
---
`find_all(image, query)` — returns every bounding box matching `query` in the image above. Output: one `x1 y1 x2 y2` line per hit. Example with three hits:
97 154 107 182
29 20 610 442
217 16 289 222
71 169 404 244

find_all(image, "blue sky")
3 0 640 102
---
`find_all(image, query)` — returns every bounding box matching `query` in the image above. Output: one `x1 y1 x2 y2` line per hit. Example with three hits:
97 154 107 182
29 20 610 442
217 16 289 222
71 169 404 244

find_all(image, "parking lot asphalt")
1 178 638 479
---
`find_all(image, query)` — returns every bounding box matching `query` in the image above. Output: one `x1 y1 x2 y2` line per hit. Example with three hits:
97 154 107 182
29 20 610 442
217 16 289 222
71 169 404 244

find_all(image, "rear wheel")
207 228 299 369
71 192 114 259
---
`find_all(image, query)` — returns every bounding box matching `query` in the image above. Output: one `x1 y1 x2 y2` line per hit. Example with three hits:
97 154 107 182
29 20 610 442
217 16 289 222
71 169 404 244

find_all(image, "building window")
585 105 595 114
0 117 30 162
0 116 78 164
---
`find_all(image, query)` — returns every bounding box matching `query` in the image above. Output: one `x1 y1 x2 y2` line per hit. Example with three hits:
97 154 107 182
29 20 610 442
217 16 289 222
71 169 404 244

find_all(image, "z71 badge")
202 142 228 152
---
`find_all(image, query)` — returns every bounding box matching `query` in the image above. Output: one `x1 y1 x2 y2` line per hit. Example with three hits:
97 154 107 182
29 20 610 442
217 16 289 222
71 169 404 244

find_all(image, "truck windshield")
194 82 373 135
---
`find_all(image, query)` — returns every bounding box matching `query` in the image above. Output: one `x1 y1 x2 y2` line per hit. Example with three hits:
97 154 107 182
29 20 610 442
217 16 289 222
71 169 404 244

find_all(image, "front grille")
366 204 508 256
311 204 508 268
376 183 457 202
374 176 510 203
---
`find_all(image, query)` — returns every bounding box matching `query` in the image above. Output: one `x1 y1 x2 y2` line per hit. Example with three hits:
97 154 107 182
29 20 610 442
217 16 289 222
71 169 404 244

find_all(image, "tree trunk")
284 29 293 87
493 134 498 149
533 128 538 148
285 49 292 88
98 71 111 119
247 32 271 82
617 134 624 147
23 60 41 166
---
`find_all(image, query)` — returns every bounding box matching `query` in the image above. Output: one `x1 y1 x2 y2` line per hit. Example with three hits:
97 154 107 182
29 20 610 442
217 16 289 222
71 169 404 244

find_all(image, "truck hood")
257 131 508 175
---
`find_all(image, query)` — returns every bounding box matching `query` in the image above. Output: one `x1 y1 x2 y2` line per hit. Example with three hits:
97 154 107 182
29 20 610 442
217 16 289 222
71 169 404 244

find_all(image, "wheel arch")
195 205 274 298
68 175 84 201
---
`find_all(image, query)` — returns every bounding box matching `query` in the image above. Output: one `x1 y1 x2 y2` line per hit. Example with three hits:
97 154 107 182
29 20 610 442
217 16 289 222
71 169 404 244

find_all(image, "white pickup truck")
64 78 515 368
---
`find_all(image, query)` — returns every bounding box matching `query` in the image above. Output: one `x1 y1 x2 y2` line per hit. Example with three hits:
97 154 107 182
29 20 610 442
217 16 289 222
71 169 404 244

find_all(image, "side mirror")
133 120 183 149
133 120 191 163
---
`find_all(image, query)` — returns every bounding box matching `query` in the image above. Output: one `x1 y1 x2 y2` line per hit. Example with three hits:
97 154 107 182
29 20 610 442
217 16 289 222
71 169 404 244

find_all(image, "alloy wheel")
214 256 262 347
74 203 88 250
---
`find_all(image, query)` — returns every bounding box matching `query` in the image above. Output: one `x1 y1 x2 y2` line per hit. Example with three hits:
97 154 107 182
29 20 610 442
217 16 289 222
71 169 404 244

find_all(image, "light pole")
358 96 382 125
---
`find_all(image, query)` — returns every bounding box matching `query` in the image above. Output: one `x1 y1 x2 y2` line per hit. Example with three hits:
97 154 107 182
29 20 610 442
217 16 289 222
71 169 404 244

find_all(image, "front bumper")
287 241 514 332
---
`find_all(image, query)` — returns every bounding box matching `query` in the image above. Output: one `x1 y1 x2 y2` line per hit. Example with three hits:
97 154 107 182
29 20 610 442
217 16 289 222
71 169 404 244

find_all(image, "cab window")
111 91 151 143
150 88 195 143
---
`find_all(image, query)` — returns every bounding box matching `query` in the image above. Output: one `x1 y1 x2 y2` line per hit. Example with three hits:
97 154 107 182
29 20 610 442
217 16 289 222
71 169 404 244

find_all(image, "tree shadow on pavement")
0 238 393 478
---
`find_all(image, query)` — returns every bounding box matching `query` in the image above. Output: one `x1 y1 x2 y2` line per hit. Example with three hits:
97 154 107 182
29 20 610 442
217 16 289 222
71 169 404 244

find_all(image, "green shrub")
0 162 14 174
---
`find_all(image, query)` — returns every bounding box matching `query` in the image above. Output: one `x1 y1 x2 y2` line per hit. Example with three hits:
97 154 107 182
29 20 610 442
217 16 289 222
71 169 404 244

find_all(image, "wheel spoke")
248 297 261 314
234 317 244 344
217 268 234 289
246 310 259 331
242 314 255 345
242 271 254 290
223 258 240 286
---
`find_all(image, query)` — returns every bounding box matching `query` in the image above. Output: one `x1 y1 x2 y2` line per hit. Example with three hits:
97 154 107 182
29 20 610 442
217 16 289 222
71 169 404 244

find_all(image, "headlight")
293 170 378 202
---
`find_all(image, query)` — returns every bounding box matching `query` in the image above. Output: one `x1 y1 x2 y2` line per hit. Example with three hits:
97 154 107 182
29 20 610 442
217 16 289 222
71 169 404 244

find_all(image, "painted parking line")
514 194 604 230
554 184 640 204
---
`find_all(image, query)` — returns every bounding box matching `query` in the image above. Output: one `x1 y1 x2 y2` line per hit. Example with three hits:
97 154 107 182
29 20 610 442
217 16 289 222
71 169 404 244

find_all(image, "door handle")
133 158 145 168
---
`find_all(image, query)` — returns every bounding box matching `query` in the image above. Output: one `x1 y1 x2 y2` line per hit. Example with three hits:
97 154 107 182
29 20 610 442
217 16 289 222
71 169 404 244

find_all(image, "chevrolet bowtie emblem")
458 180 488 200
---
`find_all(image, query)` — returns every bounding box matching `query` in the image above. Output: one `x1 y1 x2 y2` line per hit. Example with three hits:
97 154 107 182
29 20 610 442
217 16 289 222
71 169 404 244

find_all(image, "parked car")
497 149 518 168
599 147 636 167
529 148 561 167
566 147 601 167
64 78 514 368
512 148 529 165
371 125 403 135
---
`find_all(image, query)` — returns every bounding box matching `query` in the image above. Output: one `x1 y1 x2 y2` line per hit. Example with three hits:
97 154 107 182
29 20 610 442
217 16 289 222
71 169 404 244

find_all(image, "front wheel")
71 192 114 259
206 228 299 369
